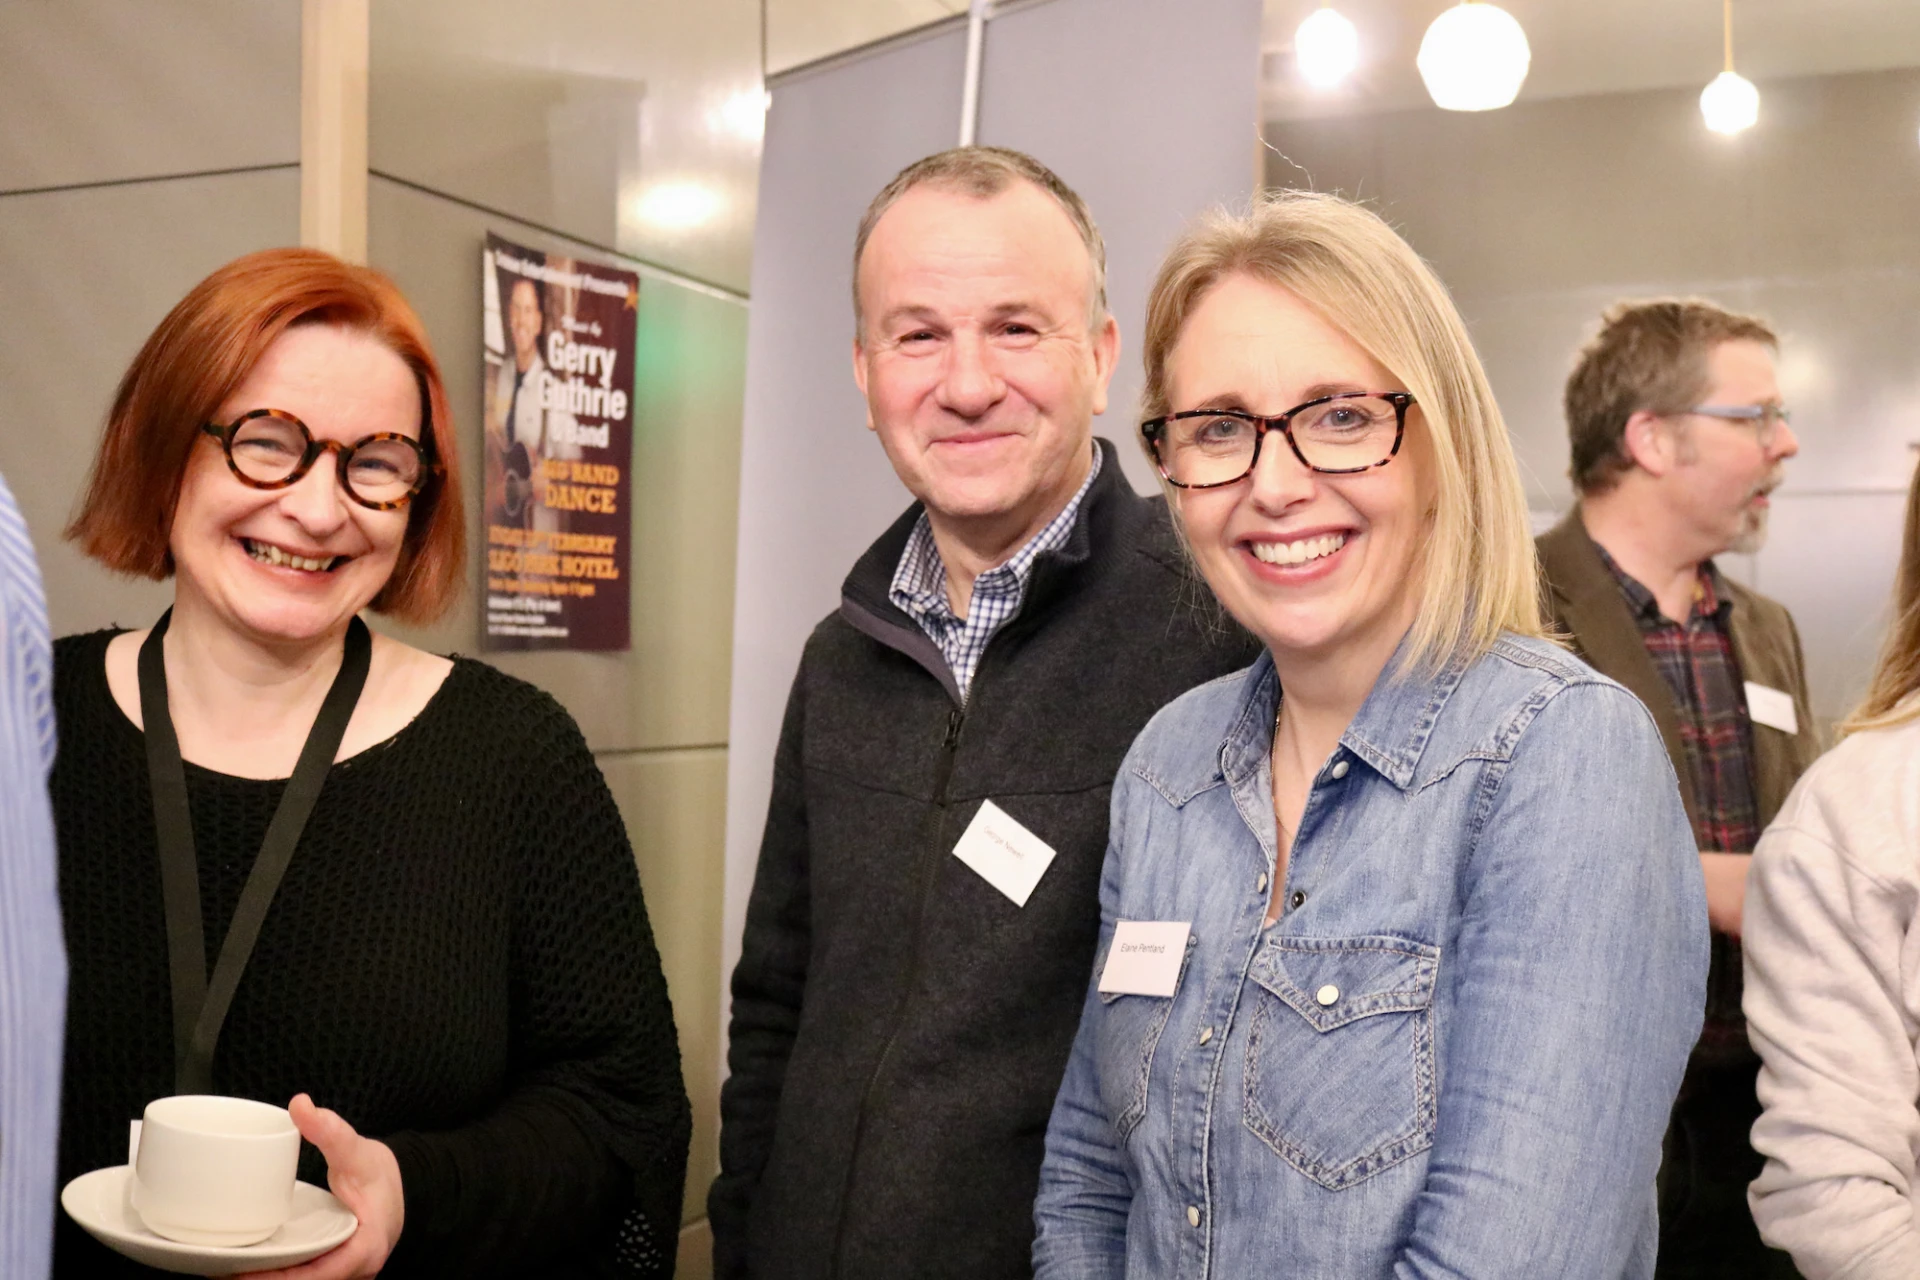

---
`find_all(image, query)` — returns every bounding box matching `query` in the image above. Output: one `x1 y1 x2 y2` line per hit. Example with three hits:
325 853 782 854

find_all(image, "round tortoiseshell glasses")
201 409 439 511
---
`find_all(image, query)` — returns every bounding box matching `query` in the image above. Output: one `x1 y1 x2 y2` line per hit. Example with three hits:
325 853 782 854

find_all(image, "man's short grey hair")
851 145 1109 336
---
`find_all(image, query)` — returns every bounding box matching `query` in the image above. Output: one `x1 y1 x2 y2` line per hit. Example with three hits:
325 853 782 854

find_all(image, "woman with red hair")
50 249 689 1279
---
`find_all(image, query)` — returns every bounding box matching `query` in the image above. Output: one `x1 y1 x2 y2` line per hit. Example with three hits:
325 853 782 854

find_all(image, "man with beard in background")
1537 298 1821 1279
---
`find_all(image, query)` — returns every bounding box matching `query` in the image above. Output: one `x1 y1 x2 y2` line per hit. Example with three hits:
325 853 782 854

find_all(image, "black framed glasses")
1140 391 1414 489
1685 403 1792 448
201 409 439 511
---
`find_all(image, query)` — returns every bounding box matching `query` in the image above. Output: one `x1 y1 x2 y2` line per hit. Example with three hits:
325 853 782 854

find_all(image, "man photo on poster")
488 274 579 531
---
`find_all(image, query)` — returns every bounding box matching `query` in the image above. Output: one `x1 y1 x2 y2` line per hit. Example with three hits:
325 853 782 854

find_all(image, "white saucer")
62 1165 357 1275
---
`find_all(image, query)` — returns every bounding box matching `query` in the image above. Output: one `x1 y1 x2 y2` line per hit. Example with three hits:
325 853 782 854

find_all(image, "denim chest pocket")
1242 935 1439 1190
1092 934 1194 1142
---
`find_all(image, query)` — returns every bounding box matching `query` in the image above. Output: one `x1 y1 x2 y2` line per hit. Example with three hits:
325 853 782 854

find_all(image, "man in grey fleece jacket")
709 147 1255 1279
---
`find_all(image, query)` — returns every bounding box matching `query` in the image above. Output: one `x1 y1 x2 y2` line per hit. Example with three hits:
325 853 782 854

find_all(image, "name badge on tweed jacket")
1744 681 1798 735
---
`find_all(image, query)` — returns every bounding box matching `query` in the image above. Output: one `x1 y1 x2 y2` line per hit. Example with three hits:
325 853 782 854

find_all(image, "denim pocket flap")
1241 935 1441 1189
1250 935 1438 1032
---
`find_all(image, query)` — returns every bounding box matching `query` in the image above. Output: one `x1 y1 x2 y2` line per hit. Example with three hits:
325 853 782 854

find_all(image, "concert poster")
480 232 637 651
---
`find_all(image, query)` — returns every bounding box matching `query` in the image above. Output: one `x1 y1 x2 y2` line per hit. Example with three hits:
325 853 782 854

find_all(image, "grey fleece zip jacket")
710 439 1258 1280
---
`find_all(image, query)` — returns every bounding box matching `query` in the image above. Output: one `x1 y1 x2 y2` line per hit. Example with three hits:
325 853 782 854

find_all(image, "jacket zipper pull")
943 708 964 750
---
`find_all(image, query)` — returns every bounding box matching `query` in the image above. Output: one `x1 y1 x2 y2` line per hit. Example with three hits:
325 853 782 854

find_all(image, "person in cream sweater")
1745 462 1920 1280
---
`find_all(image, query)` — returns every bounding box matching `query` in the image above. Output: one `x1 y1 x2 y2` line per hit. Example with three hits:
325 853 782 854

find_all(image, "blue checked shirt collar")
889 446 1103 701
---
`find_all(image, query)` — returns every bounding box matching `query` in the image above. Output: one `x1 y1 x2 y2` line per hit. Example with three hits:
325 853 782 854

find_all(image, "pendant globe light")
1295 3 1360 89
1700 0 1758 135
1416 1 1531 112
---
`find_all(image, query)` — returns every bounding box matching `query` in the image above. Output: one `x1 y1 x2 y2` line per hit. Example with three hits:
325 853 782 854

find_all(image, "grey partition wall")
722 0 1264 1025
720 18 970 997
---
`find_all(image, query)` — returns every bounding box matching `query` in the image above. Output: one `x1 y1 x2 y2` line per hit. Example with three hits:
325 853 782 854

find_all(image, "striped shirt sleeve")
0 470 66 1280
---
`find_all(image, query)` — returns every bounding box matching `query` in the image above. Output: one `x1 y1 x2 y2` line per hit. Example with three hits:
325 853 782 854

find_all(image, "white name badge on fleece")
1745 682 1799 736
952 800 1057 907
1098 921 1193 997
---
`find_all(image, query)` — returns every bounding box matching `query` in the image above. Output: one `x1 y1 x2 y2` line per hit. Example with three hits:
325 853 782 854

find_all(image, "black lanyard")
138 609 372 1095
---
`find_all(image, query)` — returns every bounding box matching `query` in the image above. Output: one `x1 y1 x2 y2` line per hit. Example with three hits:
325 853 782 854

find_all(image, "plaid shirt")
1597 549 1760 852
1599 546 1758 1062
890 447 1102 703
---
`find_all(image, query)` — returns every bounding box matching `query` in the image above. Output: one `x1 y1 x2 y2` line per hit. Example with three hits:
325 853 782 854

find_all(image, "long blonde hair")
1841 455 1920 736
1141 191 1543 672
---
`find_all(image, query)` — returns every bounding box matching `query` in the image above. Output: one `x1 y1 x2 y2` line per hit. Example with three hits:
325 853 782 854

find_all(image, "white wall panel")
1751 489 1910 729
369 0 762 293
0 0 299 193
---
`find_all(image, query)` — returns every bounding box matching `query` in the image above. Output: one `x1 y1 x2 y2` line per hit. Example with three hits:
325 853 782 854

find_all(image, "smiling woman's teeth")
1250 533 1348 566
245 539 335 572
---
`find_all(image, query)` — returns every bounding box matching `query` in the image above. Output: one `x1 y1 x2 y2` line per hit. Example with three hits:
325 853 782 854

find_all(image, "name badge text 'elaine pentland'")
1098 921 1193 997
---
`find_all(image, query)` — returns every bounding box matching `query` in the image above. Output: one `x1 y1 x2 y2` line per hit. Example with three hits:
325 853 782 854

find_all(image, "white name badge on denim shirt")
1098 921 1192 997
1745 681 1798 735
953 800 1057 907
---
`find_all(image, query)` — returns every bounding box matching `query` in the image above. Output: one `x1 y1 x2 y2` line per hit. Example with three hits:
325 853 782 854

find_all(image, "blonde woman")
1032 193 1707 1278
1745 460 1920 1279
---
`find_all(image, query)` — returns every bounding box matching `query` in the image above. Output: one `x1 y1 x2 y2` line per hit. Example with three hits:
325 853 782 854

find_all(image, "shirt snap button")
1330 760 1349 780
1290 890 1306 910
1187 1206 1201 1227
1256 872 1268 894
1316 984 1340 1006
1198 1026 1213 1046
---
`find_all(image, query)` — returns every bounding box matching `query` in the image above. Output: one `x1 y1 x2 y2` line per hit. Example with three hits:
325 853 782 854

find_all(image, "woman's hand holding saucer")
237 1095 404 1280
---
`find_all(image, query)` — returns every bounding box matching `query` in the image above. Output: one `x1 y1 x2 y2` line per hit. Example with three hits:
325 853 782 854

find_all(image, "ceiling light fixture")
1416 1 1531 112
633 181 723 231
1295 3 1359 90
712 88 770 144
1700 0 1759 135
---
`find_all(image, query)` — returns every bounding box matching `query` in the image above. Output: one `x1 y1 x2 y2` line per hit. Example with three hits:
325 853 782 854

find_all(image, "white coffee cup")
129 1095 300 1246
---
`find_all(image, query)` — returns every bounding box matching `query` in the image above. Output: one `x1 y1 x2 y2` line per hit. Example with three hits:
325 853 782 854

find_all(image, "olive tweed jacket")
1535 509 1821 833
711 440 1257 1280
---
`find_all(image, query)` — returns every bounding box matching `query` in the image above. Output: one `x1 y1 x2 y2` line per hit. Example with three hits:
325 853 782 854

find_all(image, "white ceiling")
1261 0 1920 121
767 1 1920 115
766 0 967 76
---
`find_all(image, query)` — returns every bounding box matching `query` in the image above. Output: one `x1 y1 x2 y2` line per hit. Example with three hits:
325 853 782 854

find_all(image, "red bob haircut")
67 247 465 623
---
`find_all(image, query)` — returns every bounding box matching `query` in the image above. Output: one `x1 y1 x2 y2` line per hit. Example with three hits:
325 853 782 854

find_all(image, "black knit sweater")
50 630 690 1278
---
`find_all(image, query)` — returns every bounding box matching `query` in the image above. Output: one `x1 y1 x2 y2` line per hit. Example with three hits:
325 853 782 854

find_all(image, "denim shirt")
1034 634 1707 1280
